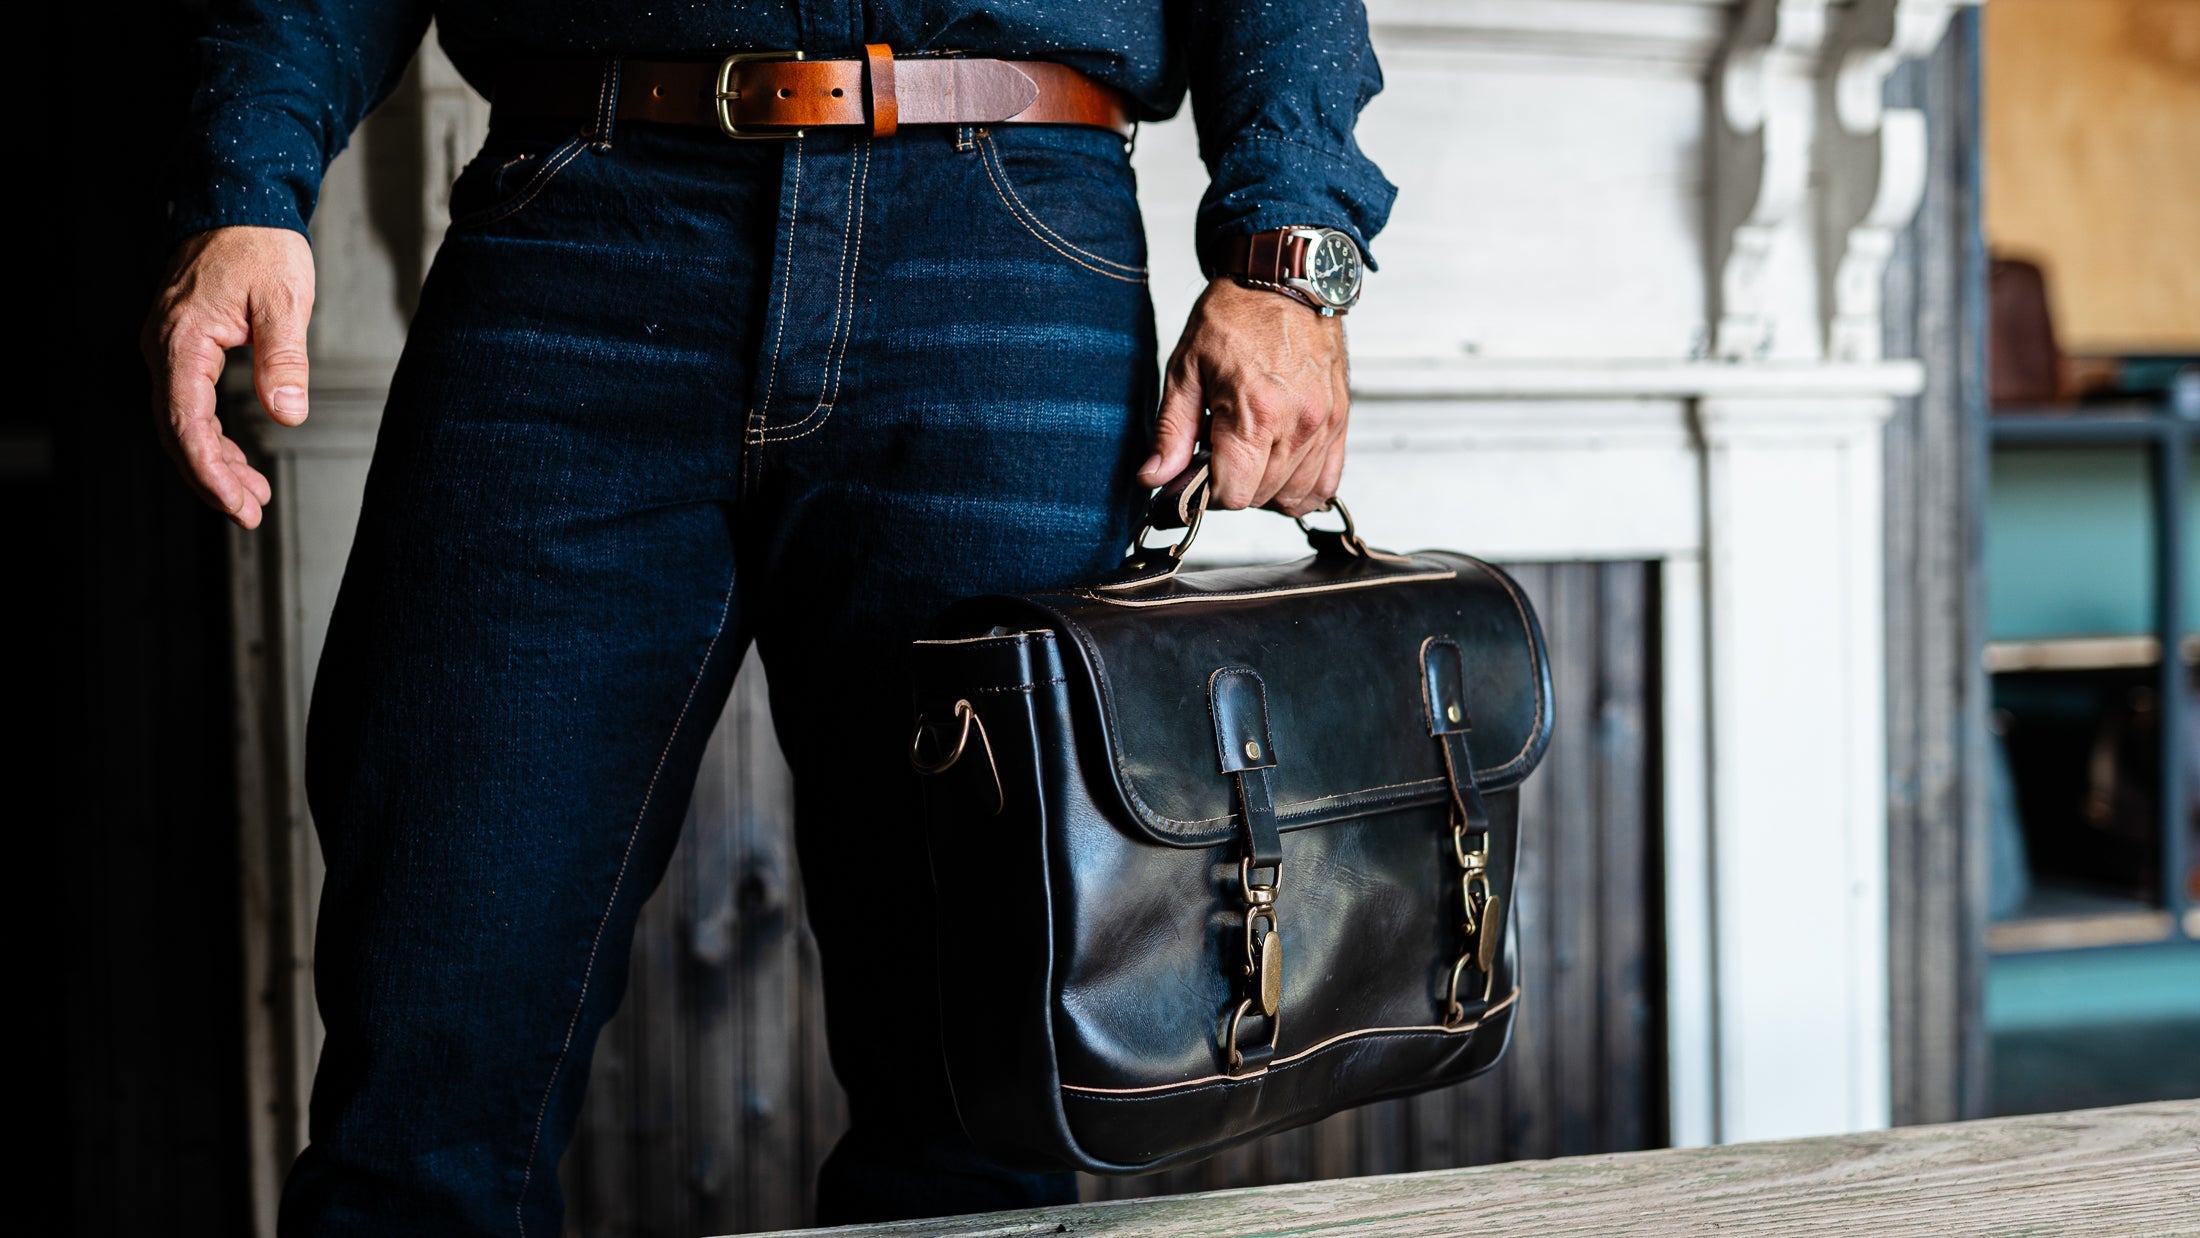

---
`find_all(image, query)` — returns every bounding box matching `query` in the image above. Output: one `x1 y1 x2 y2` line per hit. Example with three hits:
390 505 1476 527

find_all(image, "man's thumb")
1141 364 1204 487
249 288 312 427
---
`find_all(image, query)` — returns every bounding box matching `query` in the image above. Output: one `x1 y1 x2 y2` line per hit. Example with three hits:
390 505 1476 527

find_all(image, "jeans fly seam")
762 138 870 444
590 58 619 149
451 136 589 231
510 572 739 1238
978 134 1146 282
754 135 806 430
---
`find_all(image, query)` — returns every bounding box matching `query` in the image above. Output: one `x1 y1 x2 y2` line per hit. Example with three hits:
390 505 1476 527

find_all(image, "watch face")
1306 231 1363 306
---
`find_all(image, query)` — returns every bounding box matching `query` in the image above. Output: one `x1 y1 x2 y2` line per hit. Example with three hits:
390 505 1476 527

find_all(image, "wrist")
1218 226 1364 316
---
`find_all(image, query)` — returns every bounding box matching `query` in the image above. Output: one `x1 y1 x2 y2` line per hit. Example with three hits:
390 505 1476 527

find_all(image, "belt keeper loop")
864 43 898 138
590 57 621 149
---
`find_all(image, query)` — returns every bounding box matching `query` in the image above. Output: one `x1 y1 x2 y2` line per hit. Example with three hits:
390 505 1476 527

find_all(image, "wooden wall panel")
562 666 847 1237
1883 12 1993 1128
564 561 1660 1234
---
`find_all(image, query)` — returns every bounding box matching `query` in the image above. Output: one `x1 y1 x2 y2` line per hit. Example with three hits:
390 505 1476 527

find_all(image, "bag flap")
953 549 1552 847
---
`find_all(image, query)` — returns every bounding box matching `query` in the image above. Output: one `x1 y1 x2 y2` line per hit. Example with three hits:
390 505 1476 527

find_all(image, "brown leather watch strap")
489 52 1133 136
1226 230 1316 287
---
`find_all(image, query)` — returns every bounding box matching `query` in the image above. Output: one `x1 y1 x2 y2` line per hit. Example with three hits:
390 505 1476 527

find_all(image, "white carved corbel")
1709 0 1830 360
1815 0 1966 362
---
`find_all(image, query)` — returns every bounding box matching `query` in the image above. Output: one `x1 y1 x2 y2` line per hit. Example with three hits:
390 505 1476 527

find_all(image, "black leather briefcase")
908 470 1552 1174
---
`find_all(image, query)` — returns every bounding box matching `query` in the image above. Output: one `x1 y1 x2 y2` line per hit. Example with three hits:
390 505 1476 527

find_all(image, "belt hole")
777 86 793 99
650 84 663 98
831 87 844 97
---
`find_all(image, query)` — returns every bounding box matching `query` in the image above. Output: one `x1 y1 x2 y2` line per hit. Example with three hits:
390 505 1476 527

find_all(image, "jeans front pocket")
446 127 593 232
975 128 1148 285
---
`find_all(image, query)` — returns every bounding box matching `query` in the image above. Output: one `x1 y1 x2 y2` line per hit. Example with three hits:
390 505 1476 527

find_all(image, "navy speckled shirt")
175 1 1397 273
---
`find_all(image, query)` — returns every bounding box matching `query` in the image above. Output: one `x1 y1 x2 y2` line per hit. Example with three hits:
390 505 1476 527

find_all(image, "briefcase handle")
1128 447 1374 568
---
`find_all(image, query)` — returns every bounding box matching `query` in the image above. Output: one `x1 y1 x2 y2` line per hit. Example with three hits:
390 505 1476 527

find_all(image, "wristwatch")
1223 226 1364 316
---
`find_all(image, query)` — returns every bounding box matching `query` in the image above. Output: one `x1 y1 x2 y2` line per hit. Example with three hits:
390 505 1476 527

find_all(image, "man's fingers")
1207 398 1273 510
1141 347 1205 487
172 411 258 524
233 449 274 507
1268 424 1336 517
1313 406 1350 504
249 287 312 426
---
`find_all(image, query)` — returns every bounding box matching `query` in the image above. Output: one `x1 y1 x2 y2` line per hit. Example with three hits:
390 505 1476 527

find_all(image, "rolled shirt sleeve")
1171 0 1398 276
167 0 433 246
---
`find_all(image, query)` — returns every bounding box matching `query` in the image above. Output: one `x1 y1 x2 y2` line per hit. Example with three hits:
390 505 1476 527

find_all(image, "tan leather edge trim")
911 628 1056 646
1077 566 1458 609
1089 559 1186 593
1058 988 1521 1097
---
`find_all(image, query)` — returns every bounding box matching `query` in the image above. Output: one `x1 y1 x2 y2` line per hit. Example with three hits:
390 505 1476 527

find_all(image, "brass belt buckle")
715 50 806 140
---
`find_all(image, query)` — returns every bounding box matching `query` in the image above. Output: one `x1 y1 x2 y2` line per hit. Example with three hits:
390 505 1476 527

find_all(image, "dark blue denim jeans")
283 106 1156 1236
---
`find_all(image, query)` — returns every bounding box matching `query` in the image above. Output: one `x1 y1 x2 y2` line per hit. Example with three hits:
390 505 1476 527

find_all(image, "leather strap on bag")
1210 667 1283 1074
1423 638 1501 1026
488 51 1134 137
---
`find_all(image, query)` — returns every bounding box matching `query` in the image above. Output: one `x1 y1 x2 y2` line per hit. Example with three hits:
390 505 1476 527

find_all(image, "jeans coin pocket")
446 127 593 232
974 128 1147 284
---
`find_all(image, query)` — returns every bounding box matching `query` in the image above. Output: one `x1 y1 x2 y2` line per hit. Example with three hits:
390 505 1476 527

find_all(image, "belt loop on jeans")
589 58 621 149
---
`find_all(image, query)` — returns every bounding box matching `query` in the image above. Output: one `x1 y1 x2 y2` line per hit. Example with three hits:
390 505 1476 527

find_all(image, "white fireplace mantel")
1148 0 1969 1146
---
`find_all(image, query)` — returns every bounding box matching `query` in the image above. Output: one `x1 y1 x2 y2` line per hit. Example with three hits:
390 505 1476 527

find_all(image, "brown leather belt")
489 46 1134 139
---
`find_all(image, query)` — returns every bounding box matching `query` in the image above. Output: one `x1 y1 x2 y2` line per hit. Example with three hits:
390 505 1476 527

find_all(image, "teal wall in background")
1987 946 2200 1031
1985 447 2200 641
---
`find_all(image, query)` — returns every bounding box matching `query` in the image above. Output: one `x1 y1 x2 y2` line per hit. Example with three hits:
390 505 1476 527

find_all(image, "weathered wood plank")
737 1101 2200 1238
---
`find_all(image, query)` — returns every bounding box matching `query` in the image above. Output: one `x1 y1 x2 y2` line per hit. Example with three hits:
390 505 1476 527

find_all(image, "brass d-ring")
1294 497 1359 544
909 699 976 774
908 699 1004 814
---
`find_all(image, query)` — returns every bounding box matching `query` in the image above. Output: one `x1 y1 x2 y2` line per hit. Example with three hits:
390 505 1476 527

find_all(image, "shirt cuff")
1194 132 1397 279
163 108 327 250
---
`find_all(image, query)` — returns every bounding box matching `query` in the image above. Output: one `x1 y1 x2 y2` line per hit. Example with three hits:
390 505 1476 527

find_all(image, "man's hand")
1140 277 1350 518
141 225 316 530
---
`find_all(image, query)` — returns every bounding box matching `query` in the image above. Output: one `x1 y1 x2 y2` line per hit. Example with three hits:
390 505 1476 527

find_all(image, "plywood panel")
1983 0 2200 352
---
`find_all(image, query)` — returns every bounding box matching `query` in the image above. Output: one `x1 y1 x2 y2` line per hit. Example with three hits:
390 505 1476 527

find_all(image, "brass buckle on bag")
715 50 807 139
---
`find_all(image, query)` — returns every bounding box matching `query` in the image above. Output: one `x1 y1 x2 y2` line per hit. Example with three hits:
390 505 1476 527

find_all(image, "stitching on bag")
977 133 1146 284
980 132 1145 274
762 137 870 443
972 677 1067 695
451 135 589 231
751 135 806 441
512 573 739 1238
1058 988 1521 1099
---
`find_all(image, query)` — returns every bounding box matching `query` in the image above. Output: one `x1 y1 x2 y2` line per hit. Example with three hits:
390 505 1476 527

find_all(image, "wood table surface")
733 1100 2200 1237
